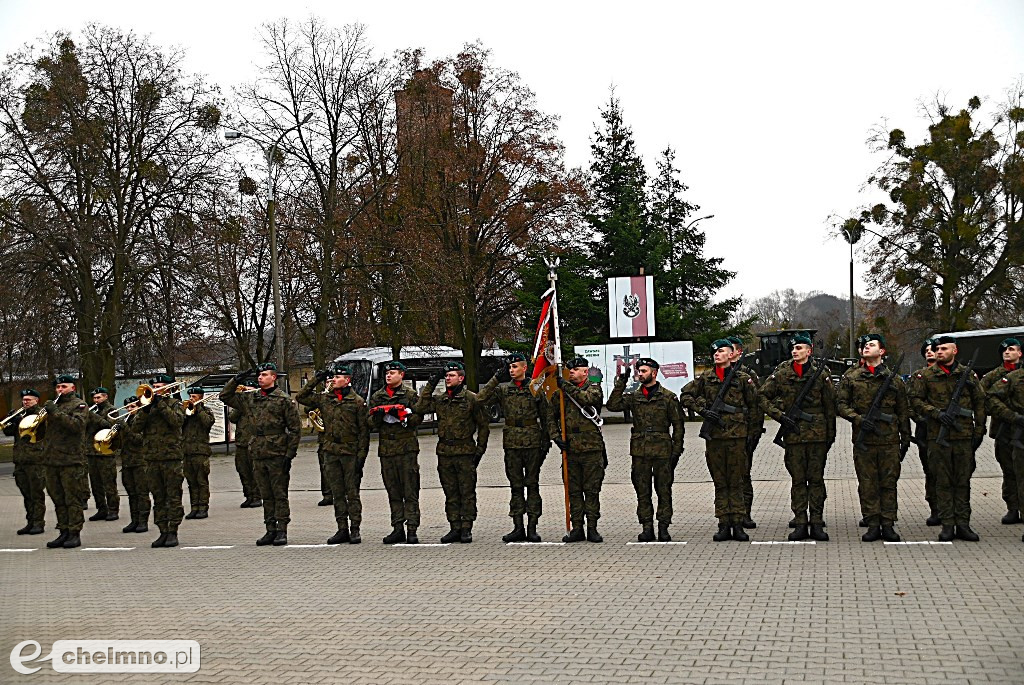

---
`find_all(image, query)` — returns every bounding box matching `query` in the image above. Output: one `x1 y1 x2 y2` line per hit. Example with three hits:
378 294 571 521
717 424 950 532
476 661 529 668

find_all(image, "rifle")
935 348 979 448
853 353 904 450
772 357 829 447
698 359 744 441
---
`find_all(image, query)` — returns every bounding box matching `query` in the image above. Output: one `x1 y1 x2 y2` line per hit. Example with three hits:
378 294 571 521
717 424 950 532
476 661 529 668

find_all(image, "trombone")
137 380 187 407
107 401 143 423
1 406 27 430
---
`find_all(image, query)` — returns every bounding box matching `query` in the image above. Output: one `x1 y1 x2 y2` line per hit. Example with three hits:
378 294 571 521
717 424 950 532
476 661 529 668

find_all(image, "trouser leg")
994 440 1017 512
631 455 654 524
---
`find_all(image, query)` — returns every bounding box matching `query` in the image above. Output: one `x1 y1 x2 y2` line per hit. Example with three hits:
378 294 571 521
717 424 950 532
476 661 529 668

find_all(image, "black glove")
556 374 572 390
745 435 757 456
938 411 957 428
428 372 442 386
1014 414 1024 428
357 456 366 479
475 447 485 467
900 443 910 461
44 400 56 411
859 417 877 435
670 452 681 469
778 415 799 432
233 369 251 383
972 435 984 451
618 370 630 385
314 368 331 383
701 409 721 424
826 436 835 452
553 436 567 451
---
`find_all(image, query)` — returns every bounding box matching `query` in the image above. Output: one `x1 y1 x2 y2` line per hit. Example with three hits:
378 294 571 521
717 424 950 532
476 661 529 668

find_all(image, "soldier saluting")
909 335 986 542
220 363 301 546
979 337 1022 525
607 357 684 542
477 352 551 543
416 361 490 544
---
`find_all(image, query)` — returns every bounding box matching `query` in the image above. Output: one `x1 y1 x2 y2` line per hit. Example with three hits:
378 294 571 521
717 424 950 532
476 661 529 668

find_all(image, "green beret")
55 374 77 385
332 363 353 376
710 339 734 352
124 396 138 406
856 334 869 350
256 362 277 373
507 352 527 363
91 387 109 396
151 373 174 385
635 357 660 369
444 361 465 373
565 356 589 370
999 337 1021 351
186 386 203 395
932 335 956 347
920 338 935 357
20 389 40 398
383 361 406 373
863 333 886 347
727 336 744 348
789 334 813 348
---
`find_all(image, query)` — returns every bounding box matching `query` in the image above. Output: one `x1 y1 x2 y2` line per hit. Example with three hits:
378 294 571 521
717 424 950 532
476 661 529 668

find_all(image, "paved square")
2 421 1022 684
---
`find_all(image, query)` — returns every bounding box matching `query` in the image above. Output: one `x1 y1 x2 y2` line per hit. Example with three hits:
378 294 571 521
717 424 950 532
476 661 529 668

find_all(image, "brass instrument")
18 401 57 444
107 402 143 422
183 396 224 416
93 423 123 455
308 380 331 432
0 406 27 430
137 380 187 407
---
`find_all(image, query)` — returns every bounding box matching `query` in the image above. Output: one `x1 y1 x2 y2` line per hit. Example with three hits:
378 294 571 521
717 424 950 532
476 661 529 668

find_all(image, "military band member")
43 375 90 549
228 383 261 509
760 334 836 542
298 363 369 544
550 356 607 543
477 352 551 543
182 386 215 520
728 335 762 529
118 397 151 533
909 335 987 542
315 375 333 507
135 374 185 548
986 363 1024 543
837 334 911 542
220 363 301 546
83 387 117 521
3 389 46 535
681 340 760 542
416 361 490 544
979 337 1022 524
910 338 941 526
369 361 424 544
607 357 684 542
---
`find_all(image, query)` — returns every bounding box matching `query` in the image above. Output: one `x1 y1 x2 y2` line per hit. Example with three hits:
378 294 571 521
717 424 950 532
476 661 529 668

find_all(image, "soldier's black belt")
254 429 285 437
505 418 539 428
632 428 670 434
440 437 475 446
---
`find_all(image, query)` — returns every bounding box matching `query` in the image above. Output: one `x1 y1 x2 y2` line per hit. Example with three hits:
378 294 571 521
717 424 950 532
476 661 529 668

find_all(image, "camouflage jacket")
986 368 1024 439
41 392 90 466
416 382 490 458
981 364 1019 440
908 362 986 442
760 360 837 445
476 376 549 450
118 414 145 468
680 366 760 440
369 383 424 457
83 401 114 458
182 404 215 457
607 378 684 457
297 383 369 459
220 378 301 460
547 379 605 453
227 407 251 449
836 365 911 447
134 394 185 462
3 405 45 465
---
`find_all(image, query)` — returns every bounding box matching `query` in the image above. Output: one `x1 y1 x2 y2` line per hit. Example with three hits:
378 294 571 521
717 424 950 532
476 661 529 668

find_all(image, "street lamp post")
840 220 863 358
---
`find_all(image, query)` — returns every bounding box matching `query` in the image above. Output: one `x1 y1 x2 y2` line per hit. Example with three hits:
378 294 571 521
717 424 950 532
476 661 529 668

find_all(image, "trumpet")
1 406 27 430
93 424 123 455
137 380 187 407
183 396 224 416
308 380 331 432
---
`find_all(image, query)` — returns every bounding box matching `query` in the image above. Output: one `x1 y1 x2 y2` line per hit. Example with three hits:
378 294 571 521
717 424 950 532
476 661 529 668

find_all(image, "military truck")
927 327 1024 377
744 329 855 382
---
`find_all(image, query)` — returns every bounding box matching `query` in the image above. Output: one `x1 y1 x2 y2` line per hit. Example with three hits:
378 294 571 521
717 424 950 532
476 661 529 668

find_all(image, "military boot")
808 524 829 541
586 525 603 543
152 532 169 548
16 524 32 535
122 519 138 533
788 524 809 541
502 516 526 543
26 524 44 535
562 526 585 543
163 532 179 548
712 523 732 542
937 525 955 542
135 518 148 533
327 527 350 545
657 523 671 542
382 525 406 544
955 524 980 542
440 527 461 544
62 532 81 548
185 510 198 519
89 509 108 522
741 515 757 530
861 526 882 542
1001 510 1021 524
788 517 799 529
637 523 656 542
105 510 118 521
194 509 208 520
47 531 68 548
349 525 361 544
256 527 276 546
880 524 900 542
858 517 868 527
460 524 473 544
926 509 941 526
318 496 333 506
272 525 288 546
239 498 250 508
405 525 418 544
526 518 541 543
249 498 263 508
731 523 749 542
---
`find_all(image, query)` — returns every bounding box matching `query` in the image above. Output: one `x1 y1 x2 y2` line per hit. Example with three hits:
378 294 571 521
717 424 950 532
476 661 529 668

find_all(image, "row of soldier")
5 334 1024 548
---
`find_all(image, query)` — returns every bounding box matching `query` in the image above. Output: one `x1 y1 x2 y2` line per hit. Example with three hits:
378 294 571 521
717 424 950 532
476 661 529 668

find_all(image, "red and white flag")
531 287 559 380
608 276 655 338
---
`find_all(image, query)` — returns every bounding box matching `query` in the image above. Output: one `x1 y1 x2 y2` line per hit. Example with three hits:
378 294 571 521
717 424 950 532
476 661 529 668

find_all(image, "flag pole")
545 256 571 533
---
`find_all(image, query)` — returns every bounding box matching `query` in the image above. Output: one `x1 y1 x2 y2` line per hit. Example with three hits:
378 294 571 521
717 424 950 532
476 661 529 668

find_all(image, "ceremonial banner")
607 276 655 338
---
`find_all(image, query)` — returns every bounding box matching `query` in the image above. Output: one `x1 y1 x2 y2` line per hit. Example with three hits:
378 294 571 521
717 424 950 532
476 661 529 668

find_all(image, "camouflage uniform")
986 367 1024 541
909 364 938 517
42 393 90 536
182 404 215 515
84 400 118 516
316 431 332 503
297 382 369 531
220 378 301 535
118 414 151 529
477 375 550 525
548 378 606 530
4 405 47 532
740 368 764 521
837 365 911 528
134 395 185 535
680 366 760 529
981 363 1020 517
416 381 490 532
607 378 684 528
228 407 258 503
369 383 424 530
909 363 986 528
760 360 837 526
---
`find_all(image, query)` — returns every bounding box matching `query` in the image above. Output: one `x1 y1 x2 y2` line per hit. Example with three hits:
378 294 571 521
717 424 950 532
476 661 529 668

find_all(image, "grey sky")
2 0 1022 305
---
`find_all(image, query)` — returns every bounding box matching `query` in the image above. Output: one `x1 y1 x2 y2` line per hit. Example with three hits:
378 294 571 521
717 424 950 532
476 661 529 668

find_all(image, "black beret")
186 386 203 395
789 333 813 348
932 335 956 347
565 356 589 370
710 339 734 352
383 361 406 372
20 389 40 398
332 363 353 376
255 362 277 373
124 396 138 406
444 361 465 373
863 333 887 347
151 373 174 385
856 334 868 350
55 373 77 385
507 352 527 363
91 387 109 395
999 337 1021 351
920 338 935 357
635 357 660 369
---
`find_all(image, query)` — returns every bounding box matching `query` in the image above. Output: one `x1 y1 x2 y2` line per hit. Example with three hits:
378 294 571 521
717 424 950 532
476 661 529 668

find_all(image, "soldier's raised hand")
314 368 331 383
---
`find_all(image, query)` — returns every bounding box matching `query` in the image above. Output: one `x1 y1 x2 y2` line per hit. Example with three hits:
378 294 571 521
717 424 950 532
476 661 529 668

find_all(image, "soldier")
369 361 424 544
182 387 215 520
415 361 490 543
979 337 1022 524
909 335 987 542
117 397 151 533
681 340 760 542
549 356 606 543
986 363 1024 543
311 374 333 507
760 334 836 542
228 383 261 509
42 374 90 549
837 334 911 542
298 363 369 545
728 335 762 530
910 338 941 526
220 363 301 546
83 387 118 521
607 357 684 542
477 352 551 543
135 374 185 548
3 389 46 535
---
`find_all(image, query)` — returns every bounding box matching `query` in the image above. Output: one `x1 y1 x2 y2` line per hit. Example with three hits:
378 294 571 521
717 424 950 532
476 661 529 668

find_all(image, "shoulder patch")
1002 377 1009 383
916 373 923 378
77 403 88 409
769 374 776 380
747 378 754 385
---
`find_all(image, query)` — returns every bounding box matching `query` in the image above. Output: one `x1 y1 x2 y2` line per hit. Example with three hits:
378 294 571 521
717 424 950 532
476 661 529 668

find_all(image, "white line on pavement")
506 542 566 546
181 545 235 550
81 547 135 551
394 543 450 547
0 548 36 552
884 541 953 545
626 541 688 545
751 541 816 545
283 544 331 548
